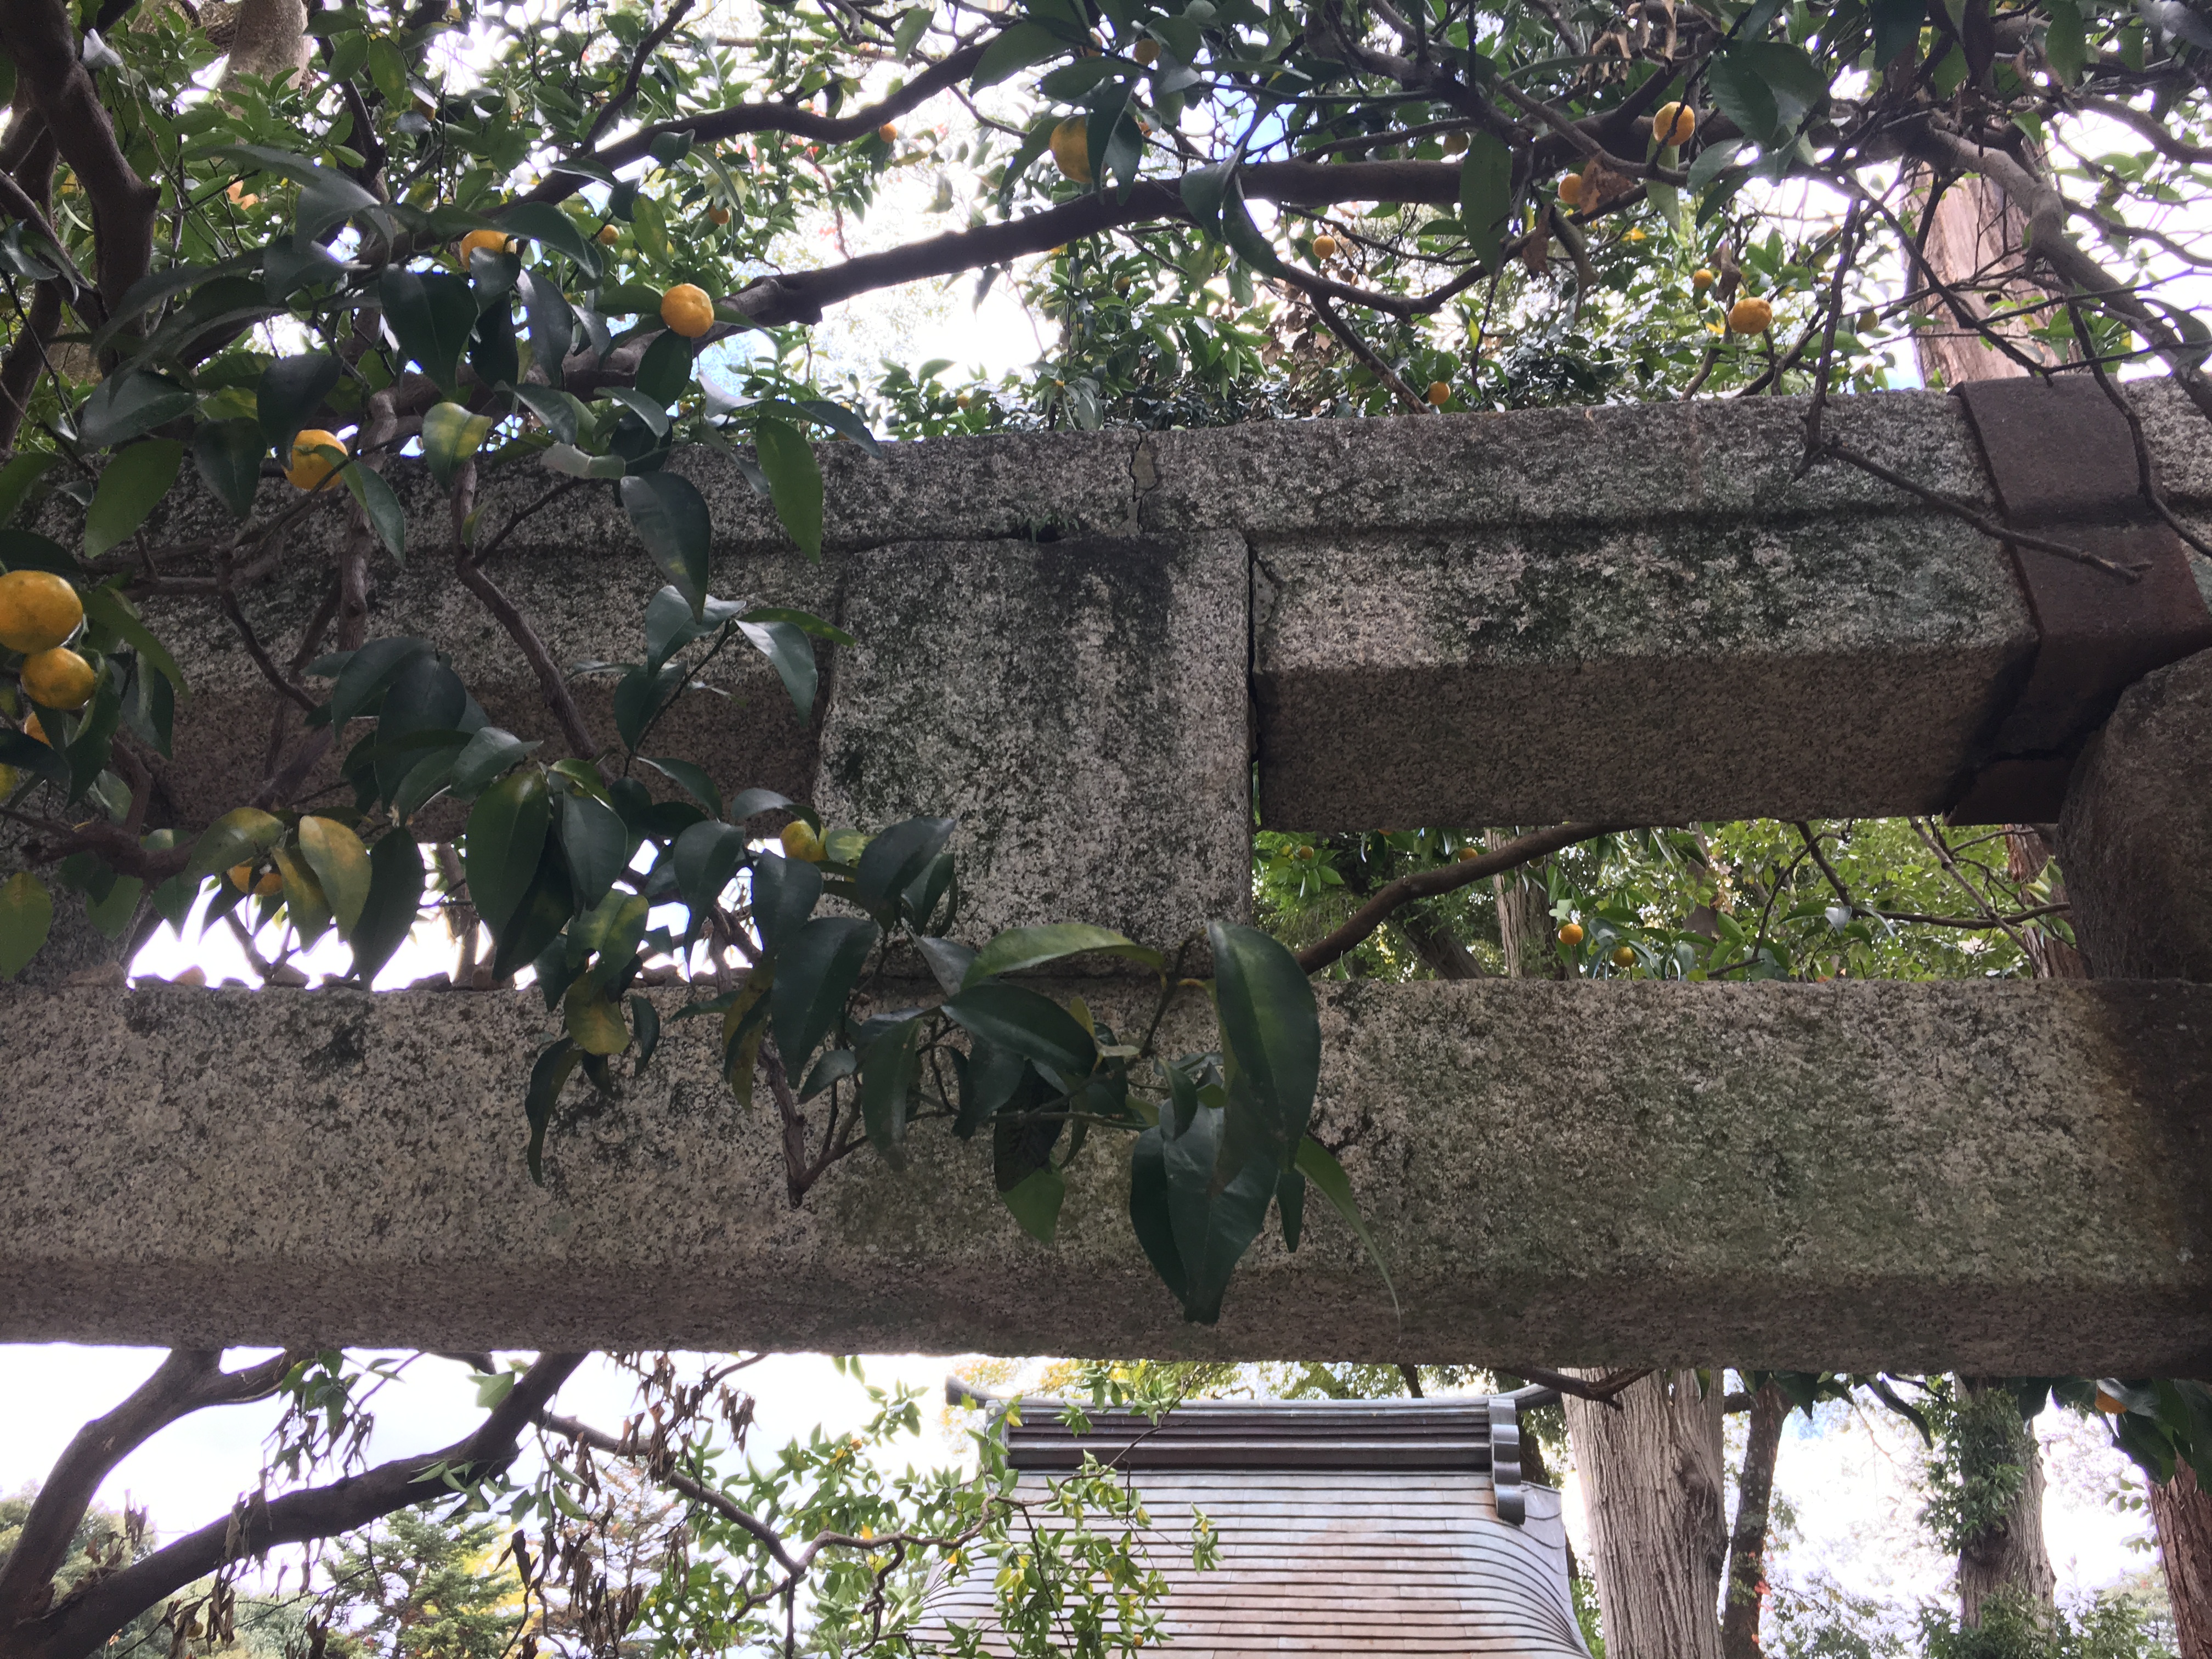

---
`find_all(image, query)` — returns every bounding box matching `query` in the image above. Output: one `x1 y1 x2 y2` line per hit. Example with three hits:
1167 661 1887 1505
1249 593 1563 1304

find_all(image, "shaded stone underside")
3 979 2206 1372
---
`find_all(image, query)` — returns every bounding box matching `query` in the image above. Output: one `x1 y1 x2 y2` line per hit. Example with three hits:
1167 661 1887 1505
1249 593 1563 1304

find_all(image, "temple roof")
912 1394 1590 1658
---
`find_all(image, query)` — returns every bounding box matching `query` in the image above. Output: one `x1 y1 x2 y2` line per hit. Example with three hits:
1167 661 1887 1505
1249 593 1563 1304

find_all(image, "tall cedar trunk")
1954 1378 2057 1627
2150 1465 2212 1659
1492 840 1561 980
1564 1371 1730 1659
1720 1383 1788 1659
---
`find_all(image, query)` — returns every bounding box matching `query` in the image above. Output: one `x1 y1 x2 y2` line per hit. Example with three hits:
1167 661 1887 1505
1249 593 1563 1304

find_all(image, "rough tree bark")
1953 1378 2057 1628
2150 1466 2212 1659
1563 1370 1730 1659
1491 833 1562 981
1720 1383 1788 1659
217 0 311 84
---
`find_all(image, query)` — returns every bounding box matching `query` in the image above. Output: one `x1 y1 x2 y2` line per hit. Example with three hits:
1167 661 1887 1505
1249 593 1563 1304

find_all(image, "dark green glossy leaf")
854 815 955 918
349 829 425 985
517 270 577 388
769 914 879 1074
630 992 661 1071
560 791 632 907
84 439 184 559
489 849 574 981
465 767 551 935
0 871 53 981
380 266 477 394
734 618 818 720
619 470 712 611
342 460 407 561
193 420 266 519
1210 919 1319 1169
256 352 342 450
942 981 1095 1078
76 369 195 449
372 652 465 800
422 401 494 488
1871 0 1926 67
635 329 693 407
183 806 286 884
972 19 1065 87
0 451 56 526
524 1037 582 1183
858 1014 923 1169
1001 1166 1065 1244
750 852 821 957
1129 1125 1189 1305
510 381 581 444
1459 133 1515 274
498 201 605 282
637 753 720 816
752 417 823 560
670 817 747 920
964 922 1162 985
1296 1135 1397 1314
329 635 433 729
468 300 520 393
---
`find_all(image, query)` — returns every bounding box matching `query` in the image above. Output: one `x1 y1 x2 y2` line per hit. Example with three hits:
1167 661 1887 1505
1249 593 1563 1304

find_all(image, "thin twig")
2065 297 2212 564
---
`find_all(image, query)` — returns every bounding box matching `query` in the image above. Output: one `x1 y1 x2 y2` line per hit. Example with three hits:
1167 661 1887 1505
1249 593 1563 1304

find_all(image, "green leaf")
465 768 551 935
184 806 286 884
733 619 819 721
422 402 495 490
0 451 57 526
509 381 582 445
523 1037 582 1183
769 915 881 1073
1209 919 1320 1169
450 724 535 794
296 166 379 240
671 817 747 921
297 815 372 935
892 5 930 56
490 851 574 982
76 369 195 450
84 439 184 559
972 19 1065 88
942 981 1096 1078
349 830 424 984
329 636 433 729
496 200 605 281
192 420 266 520
379 266 477 394
854 816 957 919
1129 1125 1189 1305
81 586 184 695
1459 133 1515 274
619 471 712 611
752 417 823 560
0 870 53 980
342 462 407 561
517 271 577 388
1296 1136 1398 1316
1705 48 1782 148
1151 1096 1277 1323
1277 1165 1306 1251
858 1014 924 1169
637 754 721 816
1871 0 1927 65
565 978 630 1054
965 923 1164 985
634 329 694 408
630 992 661 1070
559 792 631 908
256 352 342 450
1001 1166 1066 1244
750 852 821 957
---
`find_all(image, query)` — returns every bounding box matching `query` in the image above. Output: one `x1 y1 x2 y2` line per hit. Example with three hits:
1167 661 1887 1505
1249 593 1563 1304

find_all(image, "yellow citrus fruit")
660 283 715 338
1612 945 1636 967
1113 273 1132 294
1049 116 1093 184
708 205 731 225
780 820 825 862
229 862 284 898
595 224 620 245
1692 267 1714 292
22 712 48 745
1729 295 1774 335
955 392 973 408
1626 227 1646 241
1131 37 1159 64
1455 845 1481 862
1426 381 1451 407
1311 233 1339 260
20 646 96 710
2095 1389 2128 1415
286 429 347 490
1558 922 1584 947
457 228 512 262
0 569 84 653
878 123 899 142
1443 131 1469 154
1557 172 1583 206
1652 101 1696 145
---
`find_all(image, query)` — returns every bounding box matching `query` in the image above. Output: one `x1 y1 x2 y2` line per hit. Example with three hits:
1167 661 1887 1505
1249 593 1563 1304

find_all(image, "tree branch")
20 1353 588 1659
1296 822 1631 975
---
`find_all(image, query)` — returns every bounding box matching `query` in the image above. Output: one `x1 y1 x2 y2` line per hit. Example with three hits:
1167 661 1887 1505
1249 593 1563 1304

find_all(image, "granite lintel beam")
3 978 2206 1373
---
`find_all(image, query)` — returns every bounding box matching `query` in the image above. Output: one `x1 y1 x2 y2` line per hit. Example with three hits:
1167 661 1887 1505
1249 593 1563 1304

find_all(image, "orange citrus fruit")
229 862 285 898
1426 381 1451 407
1558 172 1584 206
457 229 512 262
1132 38 1159 64
595 224 620 245
286 429 347 490
878 123 899 142
1311 233 1339 259
660 284 715 338
1455 845 1481 862
1692 267 1714 291
22 712 48 745
1612 945 1636 967
1049 117 1093 184
707 205 731 225
0 569 84 653
226 180 259 209
1652 101 1696 145
1558 923 1584 947
1729 296 1774 335
20 646 95 710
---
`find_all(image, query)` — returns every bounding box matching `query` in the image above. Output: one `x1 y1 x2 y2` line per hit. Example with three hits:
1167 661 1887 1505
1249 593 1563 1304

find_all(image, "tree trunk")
1720 1383 1787 1659
1954 1379 2057 1628
1564 1371 1729 1659
1909 171 2061 388
2150 1465 2212 1659
218 0 311 84
1493 843 1561 980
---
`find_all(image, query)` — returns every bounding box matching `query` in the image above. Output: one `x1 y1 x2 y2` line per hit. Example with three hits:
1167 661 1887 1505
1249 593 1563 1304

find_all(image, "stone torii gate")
3 379 2209 1375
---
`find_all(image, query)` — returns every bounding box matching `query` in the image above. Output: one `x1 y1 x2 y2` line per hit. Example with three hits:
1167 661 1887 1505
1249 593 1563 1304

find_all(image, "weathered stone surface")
1254 512 2034 828
4 978 2206 1372
814 534 1250 952
2059 648 2212 981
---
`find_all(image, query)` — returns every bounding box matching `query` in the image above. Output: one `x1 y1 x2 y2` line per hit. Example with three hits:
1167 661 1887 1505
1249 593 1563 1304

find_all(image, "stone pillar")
2056 648 2212 981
